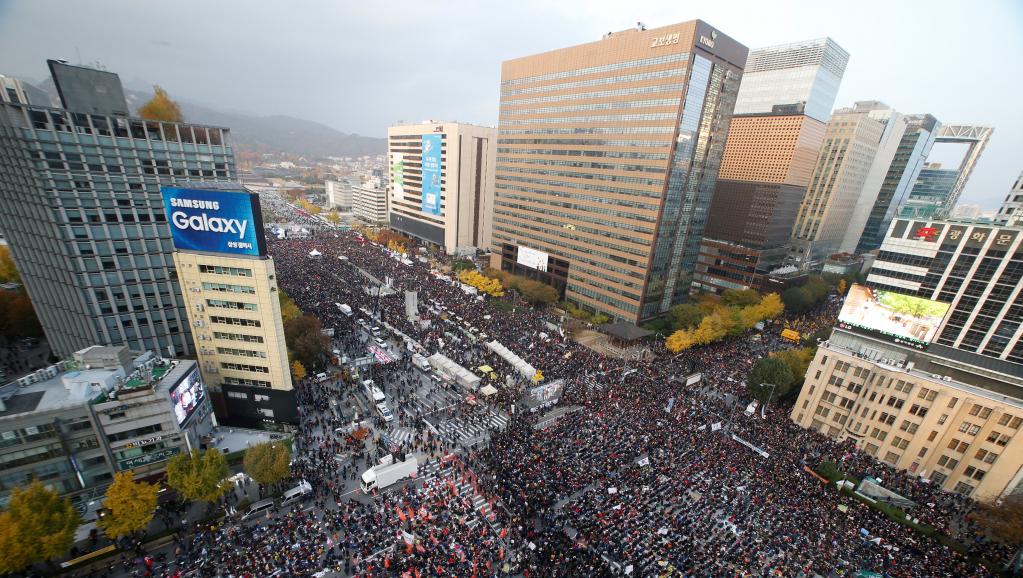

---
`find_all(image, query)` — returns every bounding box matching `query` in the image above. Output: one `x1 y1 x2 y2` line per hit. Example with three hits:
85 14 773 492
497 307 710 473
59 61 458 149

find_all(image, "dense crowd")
151 193 1004 577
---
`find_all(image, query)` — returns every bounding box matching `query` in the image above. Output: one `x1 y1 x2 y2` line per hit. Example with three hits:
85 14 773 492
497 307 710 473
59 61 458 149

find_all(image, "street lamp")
760 383 777 419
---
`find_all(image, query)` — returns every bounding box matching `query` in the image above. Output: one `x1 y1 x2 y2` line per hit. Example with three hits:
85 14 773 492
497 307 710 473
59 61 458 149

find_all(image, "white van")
315 372 328 383
281 480 313 507
242 498 275 521
376 402 394 423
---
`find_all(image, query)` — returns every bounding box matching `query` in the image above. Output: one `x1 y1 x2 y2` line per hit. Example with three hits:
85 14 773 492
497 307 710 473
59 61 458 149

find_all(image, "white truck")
360 457 418 493
337 303 353 317
411 353 431 371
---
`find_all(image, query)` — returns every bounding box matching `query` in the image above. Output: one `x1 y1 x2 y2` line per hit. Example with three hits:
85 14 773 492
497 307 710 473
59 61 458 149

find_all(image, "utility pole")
760 383 777 419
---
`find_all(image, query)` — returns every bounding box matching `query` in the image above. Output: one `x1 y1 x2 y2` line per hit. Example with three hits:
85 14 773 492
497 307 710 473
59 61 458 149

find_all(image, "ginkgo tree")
97 471 158 539
244 441 291 486
137 86 183 123
165 449 230 504
0 481 81 574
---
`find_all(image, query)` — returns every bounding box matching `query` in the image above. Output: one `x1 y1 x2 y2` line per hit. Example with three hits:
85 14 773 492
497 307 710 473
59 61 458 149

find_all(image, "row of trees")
279 290 329 382
457 270 504 297
746 346 817 404
665 293 784 352
485 268 560 306
0 442 292 573
780 276 832 314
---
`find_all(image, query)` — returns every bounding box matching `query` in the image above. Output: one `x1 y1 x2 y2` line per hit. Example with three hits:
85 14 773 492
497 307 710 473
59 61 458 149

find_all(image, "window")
909 404 928 417
884 451 900 464
952 481 974 496
948 397 959 408
257 408 274 418
959 421 973 433
917 447 927 458
1011 417 1023 430
227 391 247 399
254 394 270 402
927 430 938 442
932 472 947 486
937 414 948 425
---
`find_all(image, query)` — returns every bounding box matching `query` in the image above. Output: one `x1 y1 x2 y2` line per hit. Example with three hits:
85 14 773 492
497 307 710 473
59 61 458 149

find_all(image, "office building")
855 114 940 253
789 102 907 270
0 346 215 507
353 178 388 225
387 122 496 256
791 325 1023 499
0 61 235 358
163 184 296 426
995 171 1023 226
909 125 993 217
898 163 960 219
693 37 847 294
325 178 354 211
491 21 748 322
733 37 849 123
867 218 1023 363
0 75 51 106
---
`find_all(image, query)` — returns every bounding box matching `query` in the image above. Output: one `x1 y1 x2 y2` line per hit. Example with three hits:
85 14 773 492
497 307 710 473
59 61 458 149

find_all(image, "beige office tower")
162 184 296 425
491 21 748 323
387 122 497 256
789 102 906 269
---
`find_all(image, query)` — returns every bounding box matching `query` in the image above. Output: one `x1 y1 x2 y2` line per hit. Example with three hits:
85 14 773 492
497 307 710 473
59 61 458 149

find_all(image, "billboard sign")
169 366 207 427
837 284 950 348
517 245 549 272
161 187 266 256
117 447 180 471
421 134 442 215
524 378 564 412
390 152 404 202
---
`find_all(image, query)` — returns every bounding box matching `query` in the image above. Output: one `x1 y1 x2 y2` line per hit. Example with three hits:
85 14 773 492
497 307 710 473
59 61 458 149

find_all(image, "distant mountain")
32 78 384 159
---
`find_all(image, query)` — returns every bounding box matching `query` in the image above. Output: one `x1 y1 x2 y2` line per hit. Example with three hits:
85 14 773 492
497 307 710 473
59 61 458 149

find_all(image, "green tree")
97 471 158 538
668 303 705 331
0 290 43 339
166 449 230 504
284 314 329 370
451 259 475 272
591 312 611 325
0 481 81 573
244 442 291 485
804 276 830 303
721 288 761 308
747 357 795 404
973 495 1023 562
772 347 816 388
781 286 812 314
516 278 560 306
137 86 183 123
0 246 21 284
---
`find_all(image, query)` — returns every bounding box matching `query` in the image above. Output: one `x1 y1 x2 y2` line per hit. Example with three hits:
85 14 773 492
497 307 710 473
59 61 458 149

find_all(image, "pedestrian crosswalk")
388 426 417 447
436 411 509 446
417 459 506 540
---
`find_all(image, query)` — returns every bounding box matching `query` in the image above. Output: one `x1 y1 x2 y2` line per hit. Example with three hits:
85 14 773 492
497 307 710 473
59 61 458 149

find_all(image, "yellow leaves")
97 471 158 538
0 481 80 572
0 246 20 284
297 199 322 215
387 239 407 255
137 86 183 123
291 360 307 382
457 270 504 297
243 442 291 485
165 449 230 504
663 292 786 352
532 370 544 383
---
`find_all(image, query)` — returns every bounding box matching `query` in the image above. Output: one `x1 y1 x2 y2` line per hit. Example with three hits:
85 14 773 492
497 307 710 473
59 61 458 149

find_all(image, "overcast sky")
0 0 1019 209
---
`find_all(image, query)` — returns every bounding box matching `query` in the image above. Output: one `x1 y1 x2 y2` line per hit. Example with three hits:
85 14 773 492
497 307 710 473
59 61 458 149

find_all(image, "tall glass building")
897 163 960 219
0 62 235 357
490 21 748 322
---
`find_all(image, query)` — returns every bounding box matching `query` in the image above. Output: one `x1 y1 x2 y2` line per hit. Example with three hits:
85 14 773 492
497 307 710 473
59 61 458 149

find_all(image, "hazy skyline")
0 0 1019 209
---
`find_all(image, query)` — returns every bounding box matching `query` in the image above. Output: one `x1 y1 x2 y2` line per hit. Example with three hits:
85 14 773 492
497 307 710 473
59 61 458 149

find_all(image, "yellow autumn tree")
665 329 695 352
757 293 784 320
0 246 20 284
291 360 307 382
97 471 158 538
458 270 504 297
138 86 183 123
243 441 291 485
0 481 80 573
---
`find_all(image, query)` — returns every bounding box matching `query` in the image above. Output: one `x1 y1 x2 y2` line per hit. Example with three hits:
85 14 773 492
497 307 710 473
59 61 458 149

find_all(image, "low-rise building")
0 346 215 507
353 178 388 225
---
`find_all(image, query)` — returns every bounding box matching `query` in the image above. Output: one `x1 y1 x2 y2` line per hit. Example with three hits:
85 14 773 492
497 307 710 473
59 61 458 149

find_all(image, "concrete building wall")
719 114 826 186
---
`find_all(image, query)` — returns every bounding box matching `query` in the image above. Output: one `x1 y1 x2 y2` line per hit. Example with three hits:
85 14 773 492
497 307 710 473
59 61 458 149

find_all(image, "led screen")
838 284 950 346
169 366 206 426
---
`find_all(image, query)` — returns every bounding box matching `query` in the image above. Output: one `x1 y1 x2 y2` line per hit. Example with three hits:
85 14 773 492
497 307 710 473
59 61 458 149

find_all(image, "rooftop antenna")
637 22 647 31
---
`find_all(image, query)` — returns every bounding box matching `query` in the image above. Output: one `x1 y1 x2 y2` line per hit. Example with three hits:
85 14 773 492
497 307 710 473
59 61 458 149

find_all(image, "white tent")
486 340 537 380
427 353 481 391
308 249 322 258
480 385 498 397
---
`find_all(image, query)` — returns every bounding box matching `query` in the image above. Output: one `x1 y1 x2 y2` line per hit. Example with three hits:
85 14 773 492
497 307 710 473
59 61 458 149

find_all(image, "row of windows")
496 148 669 161
198 264 252 277
497 165 665 188
496 156 666 174
497 189 657 213
501 83 686 107
492 227 645 280
499 126 675 136
500 67 686 96
201 281 255 294
210 316 261 327
494 208 650 256
501 53 689 86
220 362 269 374
501 98 682 118
206 299 257 311
499 112 678 126
495 174 661 199
213 331 264 343
216 346 266 359
497 137 672 148
223 376 272 388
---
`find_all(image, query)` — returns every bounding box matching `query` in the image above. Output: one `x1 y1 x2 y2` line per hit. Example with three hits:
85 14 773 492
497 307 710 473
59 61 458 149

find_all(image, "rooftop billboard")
421 134 442 215
161 186 266 256
169 365 207 427
837 284 950 348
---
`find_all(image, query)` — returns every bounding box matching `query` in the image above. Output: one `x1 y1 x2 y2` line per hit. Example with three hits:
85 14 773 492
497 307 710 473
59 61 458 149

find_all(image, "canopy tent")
308 249 323 259
486 340 537 380
478 365 494 374
480 385 498 397
427 353 481 391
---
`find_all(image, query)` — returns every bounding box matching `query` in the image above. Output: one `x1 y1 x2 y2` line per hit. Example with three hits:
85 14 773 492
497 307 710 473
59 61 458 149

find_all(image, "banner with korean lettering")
421 134 442 215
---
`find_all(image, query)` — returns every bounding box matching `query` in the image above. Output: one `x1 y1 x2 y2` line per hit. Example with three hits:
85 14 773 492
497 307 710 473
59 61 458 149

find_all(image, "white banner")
517 245 549 272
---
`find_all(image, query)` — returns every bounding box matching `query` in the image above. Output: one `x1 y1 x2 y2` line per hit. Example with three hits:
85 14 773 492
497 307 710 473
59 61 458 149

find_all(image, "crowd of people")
145 192 1008 577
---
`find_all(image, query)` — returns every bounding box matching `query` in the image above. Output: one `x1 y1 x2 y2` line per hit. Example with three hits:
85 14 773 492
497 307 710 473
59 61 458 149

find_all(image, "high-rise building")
995 171 1023 226
911 125 993 216
490 21 748 322
163 184 295 425
867 218 1023 363
0 62 235 358
790 324 1023 499
386 122 496 255
693 37 848 294
0 75 51 106
898 163 960 219
733 37 849 123
789 102 907 269
353 178 388 225
855 114 939 253
325 178 354 211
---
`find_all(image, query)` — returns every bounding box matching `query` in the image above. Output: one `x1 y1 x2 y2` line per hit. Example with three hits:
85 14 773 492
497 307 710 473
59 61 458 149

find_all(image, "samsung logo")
170 198 220 210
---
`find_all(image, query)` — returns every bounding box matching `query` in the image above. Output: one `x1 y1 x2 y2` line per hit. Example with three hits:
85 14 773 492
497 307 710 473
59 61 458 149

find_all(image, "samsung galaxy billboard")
161 187 266 256
421 134 442 215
